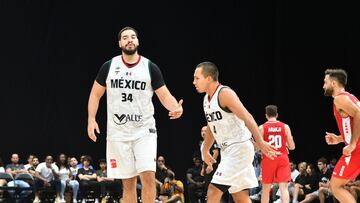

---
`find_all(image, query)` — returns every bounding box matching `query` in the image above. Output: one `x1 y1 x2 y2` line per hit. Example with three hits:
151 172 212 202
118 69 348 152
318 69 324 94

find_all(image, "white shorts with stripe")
106 133 157 179
211 140 258 194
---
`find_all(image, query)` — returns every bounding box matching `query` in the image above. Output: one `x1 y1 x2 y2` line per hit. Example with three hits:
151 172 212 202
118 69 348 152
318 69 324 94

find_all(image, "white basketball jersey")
203 85 251 148
106 55 156 141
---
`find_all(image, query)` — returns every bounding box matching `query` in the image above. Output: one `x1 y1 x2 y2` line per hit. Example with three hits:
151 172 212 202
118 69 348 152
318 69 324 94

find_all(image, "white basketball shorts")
211 140 258 194
106 133 157 179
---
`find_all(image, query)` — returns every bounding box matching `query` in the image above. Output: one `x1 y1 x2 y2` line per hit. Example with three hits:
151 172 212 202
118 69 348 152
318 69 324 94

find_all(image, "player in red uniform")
323 69 360 203
259 105 295 203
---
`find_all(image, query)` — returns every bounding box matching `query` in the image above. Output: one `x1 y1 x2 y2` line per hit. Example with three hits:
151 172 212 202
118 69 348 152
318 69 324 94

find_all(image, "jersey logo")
113 113 142 125
110 79 146 90
115 67 120 74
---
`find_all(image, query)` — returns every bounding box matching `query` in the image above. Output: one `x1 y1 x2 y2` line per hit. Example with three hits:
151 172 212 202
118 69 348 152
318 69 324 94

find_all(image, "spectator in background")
199 126 220 194
96 158 122 202
0 157 6 199
33 155 62 203
156 156 175 191
327 158 337 172
159 171 184 203
301 157 332 203
186 157 205 203
69 157 78 179
5 153 32 199
77 155 99 203
292 162 309 203
56 153 79 203
28 156 39 177
347 175 360 201
24 154 35 170
77 155 93 170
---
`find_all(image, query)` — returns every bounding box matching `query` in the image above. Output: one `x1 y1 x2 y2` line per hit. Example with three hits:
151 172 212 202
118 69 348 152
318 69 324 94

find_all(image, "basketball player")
259 105 295 203
87 26 183 203
323 68 360 203
193 61 279 203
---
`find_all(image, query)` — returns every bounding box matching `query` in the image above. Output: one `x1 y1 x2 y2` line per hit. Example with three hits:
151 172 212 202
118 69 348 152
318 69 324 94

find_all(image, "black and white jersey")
203 85 251 148
96 55 165 141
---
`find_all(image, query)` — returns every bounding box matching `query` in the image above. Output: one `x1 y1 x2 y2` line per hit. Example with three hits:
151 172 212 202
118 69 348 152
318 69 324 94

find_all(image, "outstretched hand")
87 120 100 142
169 99 183 119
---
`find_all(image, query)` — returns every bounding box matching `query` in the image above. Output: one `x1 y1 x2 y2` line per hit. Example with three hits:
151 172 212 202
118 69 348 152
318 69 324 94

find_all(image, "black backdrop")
1 1 359 183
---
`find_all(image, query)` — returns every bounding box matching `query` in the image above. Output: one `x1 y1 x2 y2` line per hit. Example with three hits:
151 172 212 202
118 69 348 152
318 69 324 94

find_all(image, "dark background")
1 1 359 184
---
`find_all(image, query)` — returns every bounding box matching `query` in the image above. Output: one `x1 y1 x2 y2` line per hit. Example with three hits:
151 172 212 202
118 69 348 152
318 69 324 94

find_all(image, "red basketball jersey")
333 91 360 149
263 121 288 158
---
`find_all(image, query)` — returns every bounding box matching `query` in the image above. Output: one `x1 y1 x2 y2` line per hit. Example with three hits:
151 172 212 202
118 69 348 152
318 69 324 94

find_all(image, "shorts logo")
110 159 117 168
339 165 345 176
216 172 222 176
344 156 351 165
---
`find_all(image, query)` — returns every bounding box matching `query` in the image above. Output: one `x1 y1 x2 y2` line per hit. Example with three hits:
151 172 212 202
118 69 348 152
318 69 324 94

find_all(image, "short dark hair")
196 61 219 81
82 155 92 163
324 69 347 87
265 105 278 117
98 158 106 164
317 157 328 165
118 26 138 41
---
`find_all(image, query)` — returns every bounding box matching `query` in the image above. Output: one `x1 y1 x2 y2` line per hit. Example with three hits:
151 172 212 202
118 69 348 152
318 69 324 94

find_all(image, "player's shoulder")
218 85 236 97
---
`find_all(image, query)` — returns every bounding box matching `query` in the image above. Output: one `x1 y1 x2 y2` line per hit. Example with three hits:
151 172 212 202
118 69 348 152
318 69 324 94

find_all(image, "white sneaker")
250 193 261 201
273 199 281 203
81 199 86 203
73 198 78 203
33 197 41 203
94 198 99 203
60 198 67 203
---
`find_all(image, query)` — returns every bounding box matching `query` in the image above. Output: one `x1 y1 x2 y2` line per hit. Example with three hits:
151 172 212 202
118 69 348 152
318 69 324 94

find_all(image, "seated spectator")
327 157 337 172
24 154 35 170
156 156 175 192
300 157 332 203
77 155 94 170
292 162 310 203
5 153 32 199
28 156 39 177
96 159 122 201
56 153 79 203
0 157 6 199
69 157 78 179
77 155 99 203
159 171 184 203
186 157 205 203
347 175 360 201
33 155 62 203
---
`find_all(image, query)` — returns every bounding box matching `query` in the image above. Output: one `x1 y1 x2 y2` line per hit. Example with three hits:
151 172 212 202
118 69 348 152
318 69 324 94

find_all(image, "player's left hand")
169 99 183 119
343 144 355 156
203 151 216 170
205 165 213 174
260 141 281 160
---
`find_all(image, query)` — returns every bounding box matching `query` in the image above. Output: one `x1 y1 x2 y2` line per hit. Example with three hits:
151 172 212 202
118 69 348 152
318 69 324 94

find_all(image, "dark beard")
121 46 138 55
324 88 333 96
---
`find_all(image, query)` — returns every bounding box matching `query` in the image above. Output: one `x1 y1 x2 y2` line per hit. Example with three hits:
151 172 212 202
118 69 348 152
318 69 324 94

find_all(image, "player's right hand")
87 120 100 142
325 132 340 145
259 141 280 160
